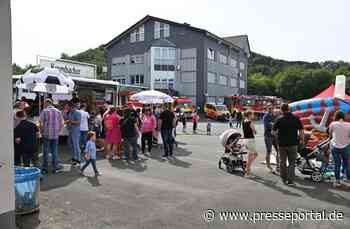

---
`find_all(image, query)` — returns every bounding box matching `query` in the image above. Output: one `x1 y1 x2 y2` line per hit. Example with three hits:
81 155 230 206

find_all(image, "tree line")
248 52 350 101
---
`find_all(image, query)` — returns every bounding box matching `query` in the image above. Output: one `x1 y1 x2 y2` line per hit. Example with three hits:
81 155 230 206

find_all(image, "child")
206 120 212 135
192 110 199 134
81 131 101 176
228 114 233 128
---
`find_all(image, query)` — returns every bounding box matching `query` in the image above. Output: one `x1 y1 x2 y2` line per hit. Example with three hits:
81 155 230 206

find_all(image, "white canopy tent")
130 90 173 104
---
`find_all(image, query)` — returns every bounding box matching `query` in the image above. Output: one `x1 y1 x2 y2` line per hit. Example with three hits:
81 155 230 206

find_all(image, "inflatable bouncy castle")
289 75 349 148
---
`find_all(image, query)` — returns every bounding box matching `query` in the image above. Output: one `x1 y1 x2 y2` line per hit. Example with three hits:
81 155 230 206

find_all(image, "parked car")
204 103 230 121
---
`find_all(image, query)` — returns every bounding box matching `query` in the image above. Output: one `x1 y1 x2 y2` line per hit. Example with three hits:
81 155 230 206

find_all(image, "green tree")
248 73 275 95
60 53 70 59
296 69 334 100
274 67 304 101
12 63 25 75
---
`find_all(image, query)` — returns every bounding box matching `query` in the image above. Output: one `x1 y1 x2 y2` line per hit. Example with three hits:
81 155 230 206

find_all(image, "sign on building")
38 56 97 79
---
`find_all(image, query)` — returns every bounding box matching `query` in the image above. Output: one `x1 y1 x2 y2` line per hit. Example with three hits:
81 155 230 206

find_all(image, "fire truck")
224 95 282 115
173 97 194 118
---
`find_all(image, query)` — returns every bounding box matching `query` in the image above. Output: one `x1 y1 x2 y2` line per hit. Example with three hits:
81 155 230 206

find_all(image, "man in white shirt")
79 104 90 149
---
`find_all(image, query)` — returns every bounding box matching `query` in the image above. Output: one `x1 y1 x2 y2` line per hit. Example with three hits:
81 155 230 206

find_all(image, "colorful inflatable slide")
289 75 349 148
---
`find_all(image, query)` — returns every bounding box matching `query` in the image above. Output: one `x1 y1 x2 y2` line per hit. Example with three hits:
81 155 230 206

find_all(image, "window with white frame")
154 47 176 71
219 53 228 64
130 55 144 64
230 58 237 67
112 57 126 65
240 62 245 70
154 21 170 39
130 25 145 43
207 72 216 83
239 80 245 88
130 74 144 85
116 78 126 84
207 48 215 60
218 74 228 85
230 78 237 87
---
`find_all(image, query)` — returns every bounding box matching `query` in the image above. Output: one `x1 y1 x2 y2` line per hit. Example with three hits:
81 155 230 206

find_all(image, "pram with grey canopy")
218 129 247 173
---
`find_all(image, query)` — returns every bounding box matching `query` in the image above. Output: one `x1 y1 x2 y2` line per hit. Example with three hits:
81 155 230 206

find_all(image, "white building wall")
0 0 15 227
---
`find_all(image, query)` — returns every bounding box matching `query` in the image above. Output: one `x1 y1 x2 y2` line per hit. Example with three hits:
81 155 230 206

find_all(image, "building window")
240 80 245 88
207 48 215 60
230 78 237 87
207 72 216 84
130 74 144 85
154 47 176 72
230 58 237 67
154 21 170 39
112 57 126 65
219 53 227 64
116 78 126 84
154 65 175 71
130 25 145 43
130 55 144 64
240 62 245 70
218 74 228 85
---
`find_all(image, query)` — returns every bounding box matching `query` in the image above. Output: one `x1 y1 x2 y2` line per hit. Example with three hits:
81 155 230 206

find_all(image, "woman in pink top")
329 111 350 188
192 110 199 134
141 108 157 156
104 107 122 160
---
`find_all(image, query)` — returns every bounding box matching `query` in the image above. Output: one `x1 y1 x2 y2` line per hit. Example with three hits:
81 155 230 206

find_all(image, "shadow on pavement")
168 157 192 168
16 211 40 229
108 159 148 172
40 165 81 192
293 178 350 208
86 176 101 187
248 176 303 197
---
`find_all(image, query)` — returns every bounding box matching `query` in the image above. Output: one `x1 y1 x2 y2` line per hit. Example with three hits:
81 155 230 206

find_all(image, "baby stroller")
218 129 247 173
296 138 331 182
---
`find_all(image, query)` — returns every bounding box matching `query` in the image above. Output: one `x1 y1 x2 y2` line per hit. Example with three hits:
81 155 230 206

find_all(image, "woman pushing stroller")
218 110 257 176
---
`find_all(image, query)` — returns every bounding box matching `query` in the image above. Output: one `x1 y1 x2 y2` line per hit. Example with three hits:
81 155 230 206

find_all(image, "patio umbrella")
17 67 75 94
130 90 173 104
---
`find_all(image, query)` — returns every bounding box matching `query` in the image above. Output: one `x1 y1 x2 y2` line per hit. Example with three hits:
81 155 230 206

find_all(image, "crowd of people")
228 109 244 129
13 96 350 187
230 103 350 188
13 97 198 176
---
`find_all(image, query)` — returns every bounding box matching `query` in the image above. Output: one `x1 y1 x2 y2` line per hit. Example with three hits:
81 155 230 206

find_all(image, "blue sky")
12 0 350 66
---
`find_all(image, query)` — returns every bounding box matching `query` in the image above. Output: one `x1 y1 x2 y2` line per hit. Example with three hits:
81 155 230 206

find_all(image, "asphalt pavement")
16 121 350 229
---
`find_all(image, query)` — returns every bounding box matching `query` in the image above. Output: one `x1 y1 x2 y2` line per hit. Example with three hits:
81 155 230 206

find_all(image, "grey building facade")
104 15 250 107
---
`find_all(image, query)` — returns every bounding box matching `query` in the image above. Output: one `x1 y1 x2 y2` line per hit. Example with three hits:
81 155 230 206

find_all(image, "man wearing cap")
64 102 82 165
39 99 64 173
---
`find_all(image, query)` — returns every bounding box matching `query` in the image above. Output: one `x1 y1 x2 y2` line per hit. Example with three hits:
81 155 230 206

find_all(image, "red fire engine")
224 95 283 114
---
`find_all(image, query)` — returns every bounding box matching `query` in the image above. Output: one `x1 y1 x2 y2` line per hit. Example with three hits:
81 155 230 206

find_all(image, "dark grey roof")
150 39 176 48
223 35 251 57
104 15 248 54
